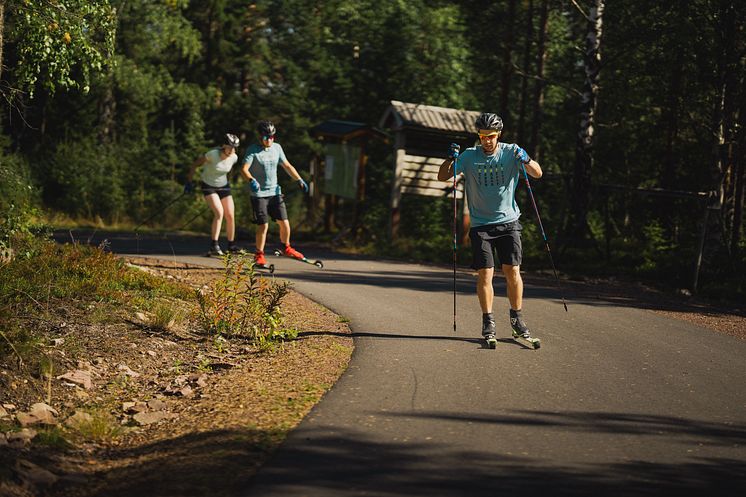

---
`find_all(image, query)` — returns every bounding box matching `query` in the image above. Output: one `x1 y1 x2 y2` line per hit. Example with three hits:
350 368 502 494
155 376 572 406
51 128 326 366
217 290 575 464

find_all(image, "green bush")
0 152 39 251
47 138 126 221
195 253 295 344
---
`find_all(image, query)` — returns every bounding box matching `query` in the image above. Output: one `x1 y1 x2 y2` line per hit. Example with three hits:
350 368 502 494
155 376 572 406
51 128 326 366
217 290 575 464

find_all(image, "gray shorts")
469 220 523 269
250 194 288 225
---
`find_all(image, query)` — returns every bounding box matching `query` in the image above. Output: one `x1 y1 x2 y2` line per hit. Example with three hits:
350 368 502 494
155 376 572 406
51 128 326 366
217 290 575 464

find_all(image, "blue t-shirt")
454 143 523 227
243 142 288 198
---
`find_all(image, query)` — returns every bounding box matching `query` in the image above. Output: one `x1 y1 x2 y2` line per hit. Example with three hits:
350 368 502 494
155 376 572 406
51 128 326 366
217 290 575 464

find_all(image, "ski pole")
134 190 190 232
451 145 460 333
174 206 209 232
520 165 568 312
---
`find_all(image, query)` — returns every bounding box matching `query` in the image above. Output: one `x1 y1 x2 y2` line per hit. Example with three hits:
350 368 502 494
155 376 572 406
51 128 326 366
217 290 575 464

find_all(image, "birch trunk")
0 0 5 85
570 0 604 240
499 0 517 123
530 0 549 160
517 0 534 145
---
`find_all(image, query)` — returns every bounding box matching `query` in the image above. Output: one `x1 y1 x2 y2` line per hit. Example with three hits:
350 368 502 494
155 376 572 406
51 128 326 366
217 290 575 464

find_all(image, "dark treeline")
0 0 744 299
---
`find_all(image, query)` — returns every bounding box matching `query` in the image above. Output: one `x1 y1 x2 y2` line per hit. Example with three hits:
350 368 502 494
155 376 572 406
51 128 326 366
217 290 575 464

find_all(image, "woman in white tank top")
186 133 240 256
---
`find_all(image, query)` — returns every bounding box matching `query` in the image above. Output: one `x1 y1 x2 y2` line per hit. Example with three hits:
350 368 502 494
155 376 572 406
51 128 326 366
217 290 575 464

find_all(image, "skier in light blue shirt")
438 113 543 343
240 120 309 267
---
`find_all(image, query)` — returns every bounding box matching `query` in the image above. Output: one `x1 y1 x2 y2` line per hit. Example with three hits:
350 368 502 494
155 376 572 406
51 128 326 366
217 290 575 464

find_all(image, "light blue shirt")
454 143 522 227
243 142 288 198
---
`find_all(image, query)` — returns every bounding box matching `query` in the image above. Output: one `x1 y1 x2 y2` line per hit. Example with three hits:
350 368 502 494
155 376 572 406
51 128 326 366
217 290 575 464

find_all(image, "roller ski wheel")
254 263 275 274
512 330 541 349
484 334 497 349
272 249 324 269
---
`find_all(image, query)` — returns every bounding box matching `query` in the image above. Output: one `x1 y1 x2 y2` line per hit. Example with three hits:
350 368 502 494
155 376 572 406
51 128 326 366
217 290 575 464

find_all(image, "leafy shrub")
195 253 295 343
0 152 38 253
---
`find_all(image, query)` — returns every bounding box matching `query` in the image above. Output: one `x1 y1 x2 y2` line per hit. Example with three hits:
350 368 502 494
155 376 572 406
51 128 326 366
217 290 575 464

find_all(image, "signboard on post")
323 142 360 200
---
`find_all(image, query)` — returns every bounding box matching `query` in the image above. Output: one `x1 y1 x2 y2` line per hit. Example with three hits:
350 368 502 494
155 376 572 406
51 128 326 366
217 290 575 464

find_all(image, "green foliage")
66 409 124 442
0 234 192 368
0 152 38 250
0 0 743 299
195 253 296 343
47 138 125 220
10 0 117 98
0 236 191 318
638 221 671 273
147 299 184 332
34 426 73 450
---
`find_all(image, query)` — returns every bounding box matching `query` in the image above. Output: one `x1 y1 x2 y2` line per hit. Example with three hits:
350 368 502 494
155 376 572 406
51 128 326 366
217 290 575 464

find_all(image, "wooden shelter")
378 100 481 238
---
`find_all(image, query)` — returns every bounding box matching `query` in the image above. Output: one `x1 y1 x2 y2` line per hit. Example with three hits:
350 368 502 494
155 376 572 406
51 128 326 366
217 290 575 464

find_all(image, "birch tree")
570 0 604 241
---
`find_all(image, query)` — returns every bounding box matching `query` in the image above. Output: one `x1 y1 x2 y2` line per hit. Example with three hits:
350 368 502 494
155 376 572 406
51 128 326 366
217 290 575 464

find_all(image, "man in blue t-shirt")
240 120 309 266
438 113 543 342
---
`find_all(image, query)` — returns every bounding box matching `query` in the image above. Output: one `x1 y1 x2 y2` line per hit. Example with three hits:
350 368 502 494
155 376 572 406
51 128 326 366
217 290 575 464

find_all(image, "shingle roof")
379 100 481 134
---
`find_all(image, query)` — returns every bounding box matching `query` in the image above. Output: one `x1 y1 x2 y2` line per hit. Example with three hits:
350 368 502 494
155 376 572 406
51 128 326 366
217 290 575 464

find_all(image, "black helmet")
225 133 240 148
475 113 503 132
256 120 276 137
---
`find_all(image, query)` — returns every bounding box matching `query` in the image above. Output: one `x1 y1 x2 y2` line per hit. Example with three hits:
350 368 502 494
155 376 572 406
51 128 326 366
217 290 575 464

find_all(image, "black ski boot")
510 310 531 340
482 313 497 349
208 242 224 256
510 309 541 349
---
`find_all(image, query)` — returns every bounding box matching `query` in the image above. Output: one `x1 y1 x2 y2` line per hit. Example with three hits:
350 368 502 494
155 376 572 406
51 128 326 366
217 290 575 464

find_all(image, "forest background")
0 0 744 301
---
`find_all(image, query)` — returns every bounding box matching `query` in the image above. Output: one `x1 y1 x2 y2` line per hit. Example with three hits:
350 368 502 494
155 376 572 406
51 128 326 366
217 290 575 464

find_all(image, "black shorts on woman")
250 194 288 225
469 220 523 269
200 182 232 199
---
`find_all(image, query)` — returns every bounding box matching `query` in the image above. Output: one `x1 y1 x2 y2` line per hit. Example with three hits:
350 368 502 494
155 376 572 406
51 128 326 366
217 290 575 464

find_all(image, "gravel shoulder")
1 257 353 497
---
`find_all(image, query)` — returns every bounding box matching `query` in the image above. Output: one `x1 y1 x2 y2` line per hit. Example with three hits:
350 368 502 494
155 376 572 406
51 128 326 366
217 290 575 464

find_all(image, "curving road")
68 231 746 496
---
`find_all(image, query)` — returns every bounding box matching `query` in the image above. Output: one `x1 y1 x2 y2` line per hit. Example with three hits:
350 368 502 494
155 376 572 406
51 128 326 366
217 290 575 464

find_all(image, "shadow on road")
385 409 746 445
50 415 746 497
298 330 531 349
245 414 746 497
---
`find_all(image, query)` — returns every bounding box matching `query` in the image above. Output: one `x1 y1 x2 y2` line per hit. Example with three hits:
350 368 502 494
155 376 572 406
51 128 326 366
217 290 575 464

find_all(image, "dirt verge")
1 257 353 497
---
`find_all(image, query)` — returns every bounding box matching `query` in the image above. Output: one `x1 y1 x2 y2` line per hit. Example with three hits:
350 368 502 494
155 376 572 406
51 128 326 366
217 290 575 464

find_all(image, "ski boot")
510 311 541 349
254 250 267 266
207 242 224 257
482 313 497 349
252 250 275 273
283 244 305 260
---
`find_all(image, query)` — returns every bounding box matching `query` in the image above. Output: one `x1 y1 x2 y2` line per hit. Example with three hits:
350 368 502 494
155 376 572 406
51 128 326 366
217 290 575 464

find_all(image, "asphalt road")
63 231 746 496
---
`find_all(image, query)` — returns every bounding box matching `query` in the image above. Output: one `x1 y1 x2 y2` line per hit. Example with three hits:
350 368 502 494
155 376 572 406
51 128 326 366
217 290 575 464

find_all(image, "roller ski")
510 312 541 349
482 314 497 349
273 245 324 269
251 250 275 274
204 241 244 258
204 242 225 258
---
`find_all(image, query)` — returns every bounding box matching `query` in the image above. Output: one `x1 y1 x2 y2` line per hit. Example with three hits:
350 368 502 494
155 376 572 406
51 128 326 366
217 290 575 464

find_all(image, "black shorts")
469 220 523 269
250 195 288 224
201 182 232 199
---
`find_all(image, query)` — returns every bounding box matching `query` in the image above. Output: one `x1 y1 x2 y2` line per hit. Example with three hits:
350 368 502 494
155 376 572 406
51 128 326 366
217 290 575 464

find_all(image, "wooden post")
354 140 368 232
693 204 711 294
389 132 406 239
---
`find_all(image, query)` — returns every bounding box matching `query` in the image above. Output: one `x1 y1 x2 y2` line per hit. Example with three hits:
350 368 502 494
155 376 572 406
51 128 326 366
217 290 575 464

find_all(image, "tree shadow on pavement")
245 417 746 497
48 421 746 497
